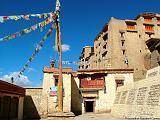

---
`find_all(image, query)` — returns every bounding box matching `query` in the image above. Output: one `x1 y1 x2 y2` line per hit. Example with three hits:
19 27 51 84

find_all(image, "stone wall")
71 77 82 115
111 67 160 119
24 88 43 119
24 73 80 119
95 73 133 113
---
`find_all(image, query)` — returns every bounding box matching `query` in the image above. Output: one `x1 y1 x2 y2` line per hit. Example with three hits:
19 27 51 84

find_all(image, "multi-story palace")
79 13 160 80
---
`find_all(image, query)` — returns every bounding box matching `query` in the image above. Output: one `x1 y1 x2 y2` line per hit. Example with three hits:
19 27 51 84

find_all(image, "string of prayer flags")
55 0 61 11
0 17 53 42
0 12 55 23
18 24 55 78
54 60 80 65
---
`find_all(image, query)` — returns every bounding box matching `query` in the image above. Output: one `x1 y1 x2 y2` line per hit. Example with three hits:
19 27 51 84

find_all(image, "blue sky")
0 0 160 87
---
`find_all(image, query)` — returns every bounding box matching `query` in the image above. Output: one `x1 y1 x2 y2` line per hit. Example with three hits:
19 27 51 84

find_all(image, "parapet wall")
111 67 160 119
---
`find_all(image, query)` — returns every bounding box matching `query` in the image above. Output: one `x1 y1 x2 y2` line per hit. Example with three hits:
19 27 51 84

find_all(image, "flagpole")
58 21 63 112
55 0 63 112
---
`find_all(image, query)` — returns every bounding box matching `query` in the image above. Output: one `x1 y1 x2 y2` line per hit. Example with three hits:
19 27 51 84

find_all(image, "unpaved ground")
35 113 123 120
73 113 123 120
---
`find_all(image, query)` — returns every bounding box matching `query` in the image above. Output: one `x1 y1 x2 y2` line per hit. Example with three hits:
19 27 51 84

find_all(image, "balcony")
145 25 154 33
144 18 154 24
80 79 105 89
126 25 137 32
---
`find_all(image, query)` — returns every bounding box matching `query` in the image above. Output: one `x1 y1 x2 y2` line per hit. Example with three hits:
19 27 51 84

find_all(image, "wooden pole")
58 22 63 112
55 0 63 112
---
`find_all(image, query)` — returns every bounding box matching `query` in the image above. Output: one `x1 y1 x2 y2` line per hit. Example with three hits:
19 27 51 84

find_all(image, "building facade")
77 68 134 113
24 67 82 119
79 13 160 80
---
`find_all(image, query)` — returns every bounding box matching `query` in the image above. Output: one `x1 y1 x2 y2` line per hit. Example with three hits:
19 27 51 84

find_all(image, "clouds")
0 72 31 87
54 44 70 52
62 44 70 52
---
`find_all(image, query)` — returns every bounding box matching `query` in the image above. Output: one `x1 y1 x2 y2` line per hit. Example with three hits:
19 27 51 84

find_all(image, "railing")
144 18 152 23
80 79 105 88
127 25 135 29
145 26 154 31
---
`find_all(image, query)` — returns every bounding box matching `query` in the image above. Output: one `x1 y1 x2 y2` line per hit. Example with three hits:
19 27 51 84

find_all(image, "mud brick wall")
111 67 160 119
24 88 43 119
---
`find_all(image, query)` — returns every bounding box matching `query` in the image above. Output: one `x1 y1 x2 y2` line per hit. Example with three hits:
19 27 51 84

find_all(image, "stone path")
74 113 123 120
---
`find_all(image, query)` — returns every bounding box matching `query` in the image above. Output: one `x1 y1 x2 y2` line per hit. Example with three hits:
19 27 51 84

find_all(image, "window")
116 80 124 89
120 32 124 37
122 41 124 46
55 78 58 86
144 17 152 23
86 65 89 69
127 25 135 29
103 34 108 41
125 21 136 30
82 65 84 69
102 51 107 57
145 25 154 31
103 44 107 49
122 50 125 55
102 25 108 32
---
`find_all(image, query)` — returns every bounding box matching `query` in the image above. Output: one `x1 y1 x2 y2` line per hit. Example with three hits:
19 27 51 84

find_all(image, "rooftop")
77 68 134 74
43 67 78 76
0 80 25 97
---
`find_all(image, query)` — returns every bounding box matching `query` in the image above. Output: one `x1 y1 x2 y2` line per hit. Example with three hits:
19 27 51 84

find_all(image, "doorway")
85 101 94 112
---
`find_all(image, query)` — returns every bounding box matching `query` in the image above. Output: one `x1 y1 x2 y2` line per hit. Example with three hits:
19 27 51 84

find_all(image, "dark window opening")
116 80 124 89
122 50 125 55
144 17 152 22
103 44 107 49
103 34 108 41
140 50 141 53
102 25 108 32
120 32 124 37
86 65 89 69
82 65 84 69
125 21 136 29
102 51 107 57
122 41 124 46
55 78 58 86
